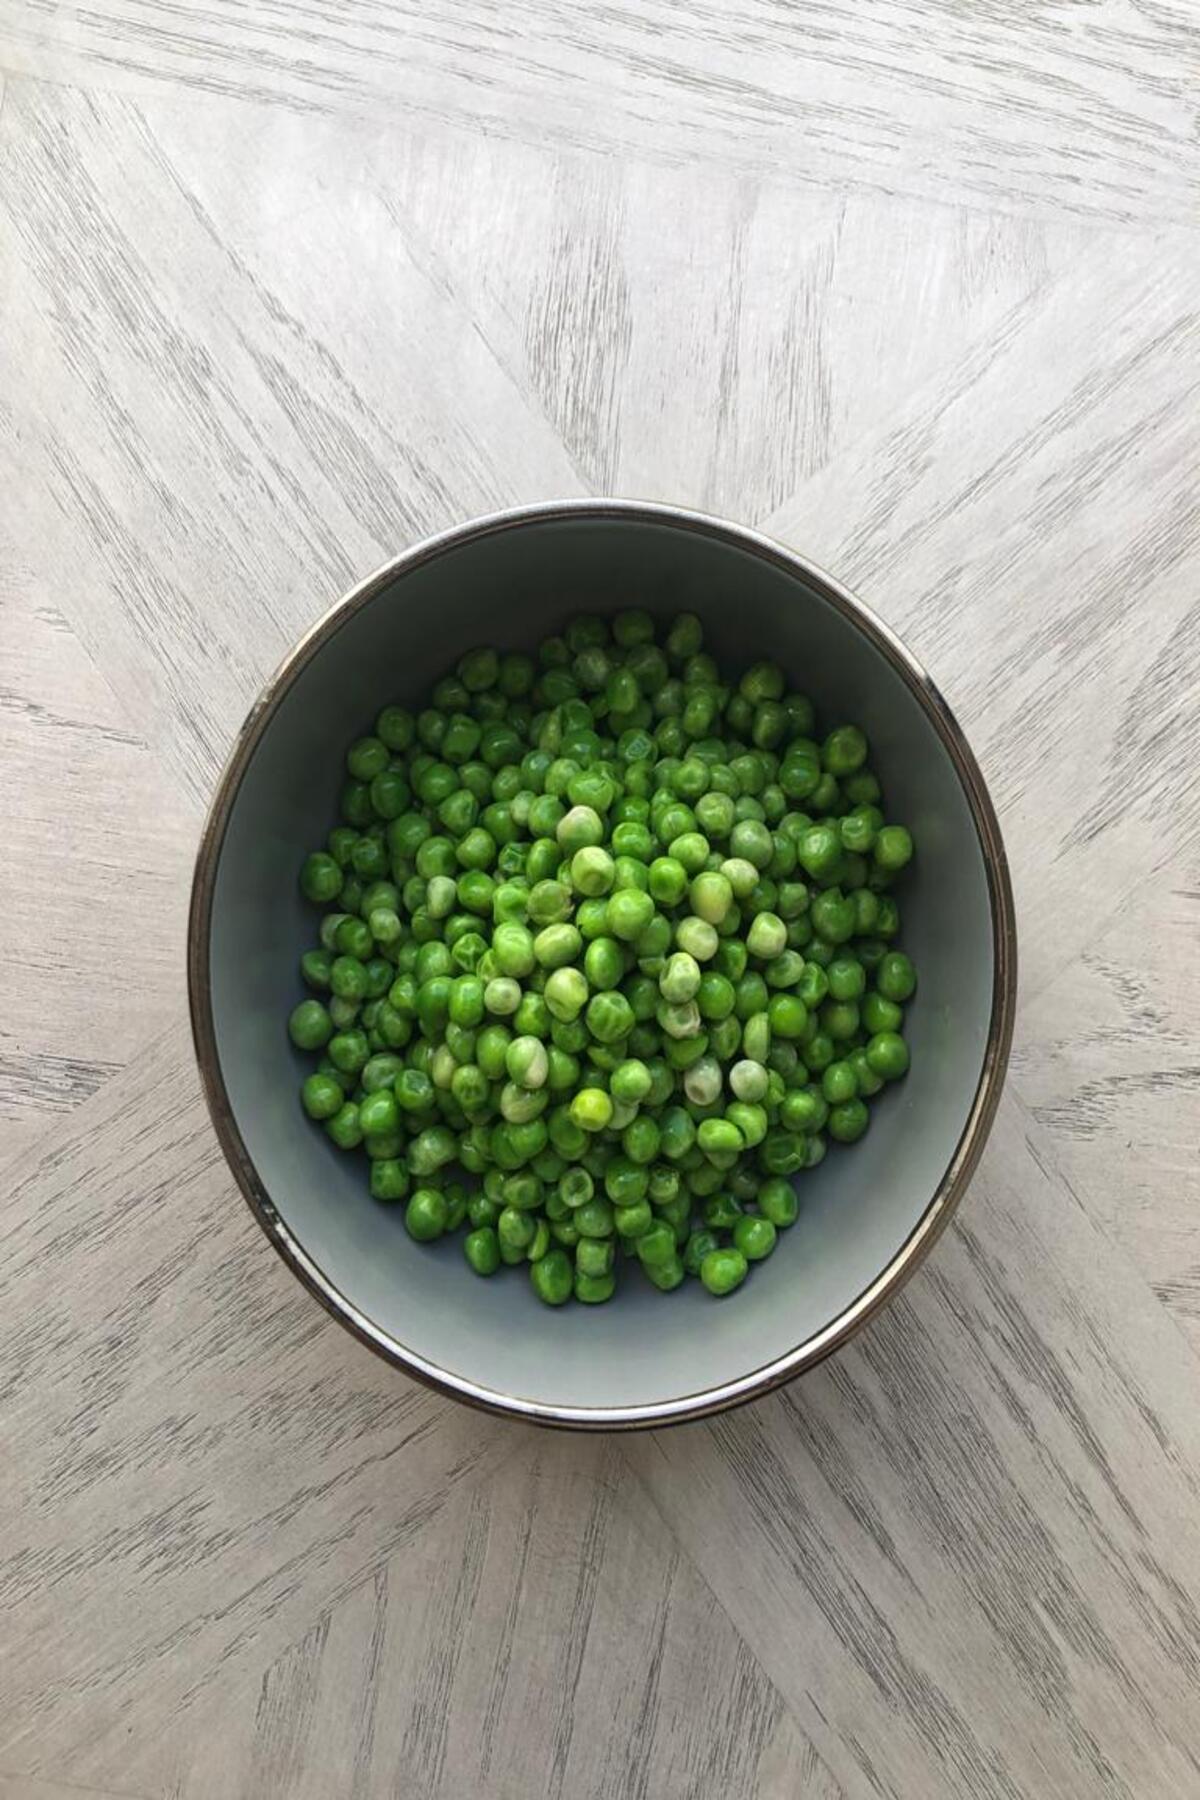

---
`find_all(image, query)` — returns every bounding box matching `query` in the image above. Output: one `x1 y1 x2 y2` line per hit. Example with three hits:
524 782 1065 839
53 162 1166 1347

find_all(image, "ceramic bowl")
188 500 1016 1428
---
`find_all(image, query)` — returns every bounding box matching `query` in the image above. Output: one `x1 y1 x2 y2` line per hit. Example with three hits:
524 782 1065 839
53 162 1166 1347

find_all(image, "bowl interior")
206 511 997 1422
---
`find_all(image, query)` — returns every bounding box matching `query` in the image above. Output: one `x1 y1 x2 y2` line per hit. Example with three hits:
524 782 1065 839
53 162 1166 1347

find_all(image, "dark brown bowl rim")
187 498 1017 1430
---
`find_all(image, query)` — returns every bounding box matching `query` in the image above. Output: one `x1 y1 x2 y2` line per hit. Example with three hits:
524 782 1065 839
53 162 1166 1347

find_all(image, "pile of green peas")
287 611 917 1305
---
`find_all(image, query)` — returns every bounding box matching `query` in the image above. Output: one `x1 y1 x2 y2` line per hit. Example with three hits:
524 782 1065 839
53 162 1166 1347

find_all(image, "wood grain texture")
1013 838 1200 1349
630 1095 1200 1800
97 1439 841 1800
3 0 1199 223
3 9 1200 1795
0 1013 523 1775
0 571 195 1169
0 80 584 810
0 1779 151 1800
760 231 1200 1012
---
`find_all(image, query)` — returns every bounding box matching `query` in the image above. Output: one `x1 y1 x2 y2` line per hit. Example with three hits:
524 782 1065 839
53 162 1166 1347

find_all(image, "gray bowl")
188 500 1016 1429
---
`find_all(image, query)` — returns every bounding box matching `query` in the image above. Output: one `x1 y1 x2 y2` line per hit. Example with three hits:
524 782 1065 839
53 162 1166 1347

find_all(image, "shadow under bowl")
188 500 1016 1429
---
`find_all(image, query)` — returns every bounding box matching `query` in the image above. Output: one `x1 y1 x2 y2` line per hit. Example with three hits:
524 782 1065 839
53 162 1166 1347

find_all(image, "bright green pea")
301 1072 343 1120
697 1118 743 1158
545 966 589 1022
866 1031 910 1080
533 922 583 969
876 952 917 1003
492 921 535 976
586 991 635 1044
767 993 808 1040
405 1189 448 1241
607 887 655 942
574 1269 616 1303
289 999 334 1051
828 1098 870 1143
610 1058 652 1105
700 1247 748 1296
464 1227 501 1275
531 1248 574 1304
570 1087 613 1132
576 1197 615 1238
648 857 689 906
874 825 914 872
863 990 903 1033
757 1176 799 1228
300 852 343 904
733 1214 777 1261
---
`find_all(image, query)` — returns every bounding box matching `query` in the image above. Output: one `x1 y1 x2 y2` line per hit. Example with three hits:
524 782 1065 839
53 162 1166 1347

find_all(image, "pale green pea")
720 857 759 900
506 1035 549 1089
534 922 583 968
657 999 702 1039
556 804 604 852
658 951 701 1003
729 1058 769 1102
500 1080 547 1123
425 875 457 919
689 871 733 924
747 911 787 959
484 976 522 1015
675 916 719 960
544 965 589 1021
571 846 615 895
683 1055 723 1106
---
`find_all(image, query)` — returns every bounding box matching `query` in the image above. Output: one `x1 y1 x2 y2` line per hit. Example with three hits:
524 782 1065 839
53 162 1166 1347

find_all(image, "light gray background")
1 5 1198 1797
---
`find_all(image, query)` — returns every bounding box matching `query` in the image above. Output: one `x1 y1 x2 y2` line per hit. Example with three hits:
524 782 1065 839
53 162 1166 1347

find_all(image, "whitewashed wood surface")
1 5 1199 1796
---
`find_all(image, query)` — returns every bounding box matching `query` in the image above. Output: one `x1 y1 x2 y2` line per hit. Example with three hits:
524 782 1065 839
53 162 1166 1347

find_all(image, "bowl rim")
187 497 1017 1430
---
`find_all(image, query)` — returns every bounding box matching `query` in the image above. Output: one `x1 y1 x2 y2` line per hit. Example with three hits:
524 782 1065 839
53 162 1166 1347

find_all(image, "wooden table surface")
2 5 1199 1796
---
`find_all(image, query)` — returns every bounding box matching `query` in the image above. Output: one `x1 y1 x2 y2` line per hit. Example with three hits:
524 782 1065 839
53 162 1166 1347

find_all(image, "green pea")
610 1058 652 1105
464 1227 501 1275
531 1248 574 1304
557 803 604 853
574 1268 616 1303
659 951 701 1003
586 991 635 1044
828 1098 870 1143
301 1072 344 1120
484 976 522 1017
405 1189 448 1241
545 966 589 1022
492 921 535 977
675 916 718 961
700 1247 748 1296
570 1087 613 1133
607 887 655 942
757 1176 799 1228
300 852 343 904
862 990 903 1034
874 825 913 872
876 952 917 1003
866 1031 910 1080
289 1000 334 1051
733 1214 777 1261
698 1118 743 1159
